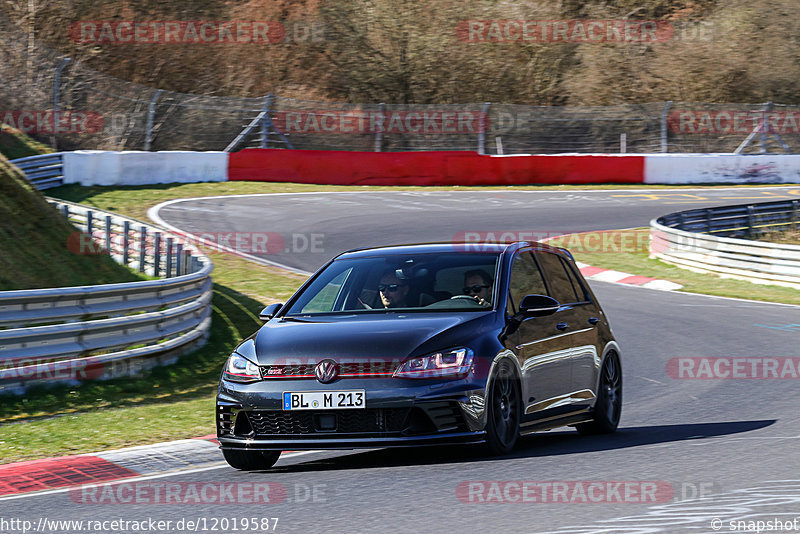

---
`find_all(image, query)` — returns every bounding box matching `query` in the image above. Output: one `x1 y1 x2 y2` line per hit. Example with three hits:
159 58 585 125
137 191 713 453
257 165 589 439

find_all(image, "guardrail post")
122 220 130 265
105 216 112 253
61 204 69 219
138 226 147 273
793 200 800 230
747 205 756 238
86 210 93 235
175 244 183 276
153 232 162 277
677 211 685 230
166 238 174 278
706 209 713 233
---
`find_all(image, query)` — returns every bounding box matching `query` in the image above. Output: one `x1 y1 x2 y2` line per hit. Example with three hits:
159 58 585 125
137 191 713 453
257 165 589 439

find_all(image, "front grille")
246 408 410 435
260 361 397 379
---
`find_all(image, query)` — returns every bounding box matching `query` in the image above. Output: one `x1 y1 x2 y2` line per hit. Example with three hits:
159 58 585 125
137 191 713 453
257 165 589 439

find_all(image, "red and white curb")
0 436 222 497
576 261 683 291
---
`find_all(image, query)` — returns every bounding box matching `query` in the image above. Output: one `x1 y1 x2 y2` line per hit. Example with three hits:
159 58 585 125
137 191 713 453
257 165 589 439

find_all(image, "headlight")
223 353 261 383
393 348 474 379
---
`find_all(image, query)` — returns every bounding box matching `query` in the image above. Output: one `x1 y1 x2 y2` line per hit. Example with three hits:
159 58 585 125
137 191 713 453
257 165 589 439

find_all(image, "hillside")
0 125 54 160
2 0 796 106
0 154 144 290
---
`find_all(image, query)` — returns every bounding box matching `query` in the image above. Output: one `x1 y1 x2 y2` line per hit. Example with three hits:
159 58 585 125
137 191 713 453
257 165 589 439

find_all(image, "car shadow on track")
266 419 775 473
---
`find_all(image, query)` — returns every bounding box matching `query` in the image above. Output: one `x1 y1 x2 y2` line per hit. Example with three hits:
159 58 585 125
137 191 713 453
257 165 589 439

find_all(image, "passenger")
463 269 493 306
379 270 410 308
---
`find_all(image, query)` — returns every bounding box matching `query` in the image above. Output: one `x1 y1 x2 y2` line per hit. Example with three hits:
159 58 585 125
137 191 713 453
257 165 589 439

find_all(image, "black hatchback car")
217 242 622 470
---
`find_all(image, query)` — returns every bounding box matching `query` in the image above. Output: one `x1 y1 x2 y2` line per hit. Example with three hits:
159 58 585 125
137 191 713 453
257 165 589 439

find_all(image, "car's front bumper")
216 376 488 451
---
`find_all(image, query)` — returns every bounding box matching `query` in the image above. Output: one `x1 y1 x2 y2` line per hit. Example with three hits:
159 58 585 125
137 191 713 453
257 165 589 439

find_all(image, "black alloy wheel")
577 352 622 435
484 360 521 455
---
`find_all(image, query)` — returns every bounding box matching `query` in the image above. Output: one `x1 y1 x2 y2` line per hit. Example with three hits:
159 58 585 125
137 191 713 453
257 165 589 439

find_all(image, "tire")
222 449 281 471
576 353 622 435
484 360 521 455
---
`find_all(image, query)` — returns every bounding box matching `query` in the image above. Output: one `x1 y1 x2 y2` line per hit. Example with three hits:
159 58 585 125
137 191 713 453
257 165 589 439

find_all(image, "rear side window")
534 252 585 304
508 251 547 312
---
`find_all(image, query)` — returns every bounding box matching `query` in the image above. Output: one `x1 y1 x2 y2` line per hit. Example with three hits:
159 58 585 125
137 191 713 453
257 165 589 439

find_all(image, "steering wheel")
450 295 478 301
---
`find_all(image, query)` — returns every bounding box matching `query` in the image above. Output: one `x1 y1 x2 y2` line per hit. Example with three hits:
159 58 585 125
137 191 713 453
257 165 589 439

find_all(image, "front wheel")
484 360 521 455
576 353 622 435
222 449 281 471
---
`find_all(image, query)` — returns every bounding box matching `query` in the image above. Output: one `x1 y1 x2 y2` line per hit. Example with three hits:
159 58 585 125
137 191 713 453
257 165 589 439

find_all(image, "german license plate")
283 390 365 410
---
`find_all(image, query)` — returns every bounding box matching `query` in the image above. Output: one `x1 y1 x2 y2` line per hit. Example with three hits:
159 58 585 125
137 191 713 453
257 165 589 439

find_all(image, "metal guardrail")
650 199 800 289
10 153 65 189
0 199 214 393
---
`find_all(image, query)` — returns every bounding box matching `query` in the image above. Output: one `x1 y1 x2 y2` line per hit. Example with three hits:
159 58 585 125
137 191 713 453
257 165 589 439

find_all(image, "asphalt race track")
5 186 800 533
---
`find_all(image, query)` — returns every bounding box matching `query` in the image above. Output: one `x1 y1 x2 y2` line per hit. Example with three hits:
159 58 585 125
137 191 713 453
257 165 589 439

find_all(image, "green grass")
0 252 306 462
0 125 53 160
0 154 146 290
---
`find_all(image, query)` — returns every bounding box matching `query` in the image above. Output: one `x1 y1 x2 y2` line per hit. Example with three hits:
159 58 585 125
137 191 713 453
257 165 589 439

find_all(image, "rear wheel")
577 353 622 435
222 449 281 471
484 360 520 455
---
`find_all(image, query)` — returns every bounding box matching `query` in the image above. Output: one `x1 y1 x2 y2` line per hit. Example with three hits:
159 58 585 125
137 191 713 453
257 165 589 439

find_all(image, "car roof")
336 241 565 259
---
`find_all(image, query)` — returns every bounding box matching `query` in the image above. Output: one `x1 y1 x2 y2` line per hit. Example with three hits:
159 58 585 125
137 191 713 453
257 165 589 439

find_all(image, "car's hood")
252 312 493 364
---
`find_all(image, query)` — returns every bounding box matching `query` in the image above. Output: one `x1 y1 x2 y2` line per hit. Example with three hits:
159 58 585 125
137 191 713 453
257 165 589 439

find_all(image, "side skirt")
519 410 593 436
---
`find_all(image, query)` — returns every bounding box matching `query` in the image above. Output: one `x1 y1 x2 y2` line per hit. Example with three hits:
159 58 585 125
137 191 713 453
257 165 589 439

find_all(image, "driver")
379 270 410 308
463 269 493 306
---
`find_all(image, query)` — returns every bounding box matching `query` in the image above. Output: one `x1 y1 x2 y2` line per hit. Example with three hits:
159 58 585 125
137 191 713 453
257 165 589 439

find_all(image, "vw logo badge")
315 359 338 384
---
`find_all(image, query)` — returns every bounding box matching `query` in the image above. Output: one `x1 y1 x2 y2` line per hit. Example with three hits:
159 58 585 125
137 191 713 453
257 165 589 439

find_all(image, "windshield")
284 252 501 315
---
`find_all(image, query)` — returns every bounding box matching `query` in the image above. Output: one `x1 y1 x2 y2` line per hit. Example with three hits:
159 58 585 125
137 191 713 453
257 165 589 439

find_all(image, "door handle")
556 322 568 331
588 317 599 325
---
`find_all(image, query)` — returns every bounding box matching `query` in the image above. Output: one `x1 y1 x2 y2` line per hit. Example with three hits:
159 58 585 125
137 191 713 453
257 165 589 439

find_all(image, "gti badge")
315 359 338 384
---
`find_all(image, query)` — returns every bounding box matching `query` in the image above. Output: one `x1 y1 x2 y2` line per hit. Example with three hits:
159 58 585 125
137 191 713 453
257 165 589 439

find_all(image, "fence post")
122 220 130 265
793 200 799 231
166 238 174 277
144 89 163 151
747 205 756 238
478 102 491 155
374 103 385 152
260 94 274 149
760 102 771 154
105 215 112 253
138 226 147 272
175 244 183 276
86 210 93 235
660 101 672 153
61 204 69 219
52 57 71 150
153 232 162 277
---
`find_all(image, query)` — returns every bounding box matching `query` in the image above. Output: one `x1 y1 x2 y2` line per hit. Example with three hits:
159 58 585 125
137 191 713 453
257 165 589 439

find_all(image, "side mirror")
259 303 283 321
518 294 560 317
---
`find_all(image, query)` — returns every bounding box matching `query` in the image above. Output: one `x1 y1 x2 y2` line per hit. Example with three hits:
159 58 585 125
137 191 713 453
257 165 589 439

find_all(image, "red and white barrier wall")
60 149 800 186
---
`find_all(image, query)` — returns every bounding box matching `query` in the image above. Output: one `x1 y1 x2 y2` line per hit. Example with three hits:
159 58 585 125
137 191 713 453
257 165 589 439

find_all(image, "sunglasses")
463 284 490 294
378 283 406 292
